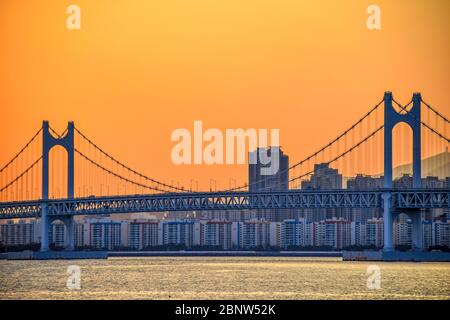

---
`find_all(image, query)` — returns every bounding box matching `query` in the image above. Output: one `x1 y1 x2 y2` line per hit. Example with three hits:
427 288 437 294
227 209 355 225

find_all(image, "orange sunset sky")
0 0 449 191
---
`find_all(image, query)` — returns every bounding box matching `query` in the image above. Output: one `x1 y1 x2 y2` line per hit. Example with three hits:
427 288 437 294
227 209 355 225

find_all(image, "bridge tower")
383 92 422 252
40 121 75 251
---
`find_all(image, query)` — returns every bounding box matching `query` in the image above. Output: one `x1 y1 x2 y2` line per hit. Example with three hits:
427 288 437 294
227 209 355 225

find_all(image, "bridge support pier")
382 192 394 252
64 217 75 251
40 202 49 252
411 212 423 251
40 121 75 252
383 91 423 253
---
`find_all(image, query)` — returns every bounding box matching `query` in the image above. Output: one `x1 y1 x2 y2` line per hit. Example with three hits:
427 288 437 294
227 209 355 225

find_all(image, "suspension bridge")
0 92 449 252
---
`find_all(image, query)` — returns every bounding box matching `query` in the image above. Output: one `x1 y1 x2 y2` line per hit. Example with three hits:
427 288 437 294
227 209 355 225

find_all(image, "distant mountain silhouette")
393 149 450 179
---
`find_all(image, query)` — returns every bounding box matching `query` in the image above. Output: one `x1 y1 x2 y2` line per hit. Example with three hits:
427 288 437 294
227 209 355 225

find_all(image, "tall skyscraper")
248 147 290 221
248 147 289 192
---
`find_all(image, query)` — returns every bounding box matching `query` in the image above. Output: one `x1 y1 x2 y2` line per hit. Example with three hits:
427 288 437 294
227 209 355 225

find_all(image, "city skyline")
2 211 449 251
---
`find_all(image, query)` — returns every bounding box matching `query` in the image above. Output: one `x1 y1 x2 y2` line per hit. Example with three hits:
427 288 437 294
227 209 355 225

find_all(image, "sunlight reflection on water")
0 257 449 300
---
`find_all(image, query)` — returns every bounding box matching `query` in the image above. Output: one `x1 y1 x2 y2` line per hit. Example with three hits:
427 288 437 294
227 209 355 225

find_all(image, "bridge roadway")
0 188 448 219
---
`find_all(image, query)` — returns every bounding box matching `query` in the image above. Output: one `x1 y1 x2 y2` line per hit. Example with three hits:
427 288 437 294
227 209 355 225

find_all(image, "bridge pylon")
383 92 423 252
40 121 75 251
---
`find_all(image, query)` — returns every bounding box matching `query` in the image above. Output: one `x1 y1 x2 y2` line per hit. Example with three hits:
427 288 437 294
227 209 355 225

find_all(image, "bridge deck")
0 189 448 219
